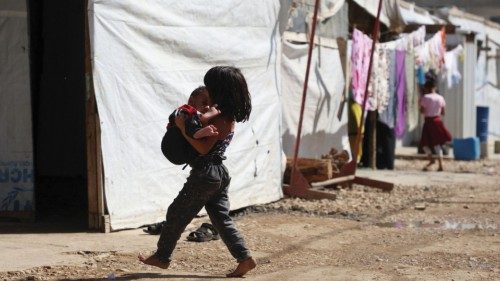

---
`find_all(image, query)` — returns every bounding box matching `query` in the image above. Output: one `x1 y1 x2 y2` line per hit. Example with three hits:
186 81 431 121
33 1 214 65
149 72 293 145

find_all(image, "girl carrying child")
139 66 256 277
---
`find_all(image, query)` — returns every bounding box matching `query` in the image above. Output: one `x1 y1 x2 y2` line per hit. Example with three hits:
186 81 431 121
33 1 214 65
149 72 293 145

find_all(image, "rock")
414 204 426 210
463 205 470 209
116 268 129 272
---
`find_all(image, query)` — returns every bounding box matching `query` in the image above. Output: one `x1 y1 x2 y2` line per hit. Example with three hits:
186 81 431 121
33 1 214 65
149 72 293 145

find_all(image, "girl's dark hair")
204 66 252 122
424 70 437 89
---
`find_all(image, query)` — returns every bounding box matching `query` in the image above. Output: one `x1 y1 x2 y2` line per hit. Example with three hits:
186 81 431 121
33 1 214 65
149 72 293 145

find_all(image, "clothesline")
350 26 450 139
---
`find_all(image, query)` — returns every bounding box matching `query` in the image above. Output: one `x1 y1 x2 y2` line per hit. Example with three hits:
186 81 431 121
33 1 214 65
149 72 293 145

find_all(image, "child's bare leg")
437 158 443 171
422 146 435 171
138 253 170 269
436 146 443 171
226 257 256 277
193 125 219 139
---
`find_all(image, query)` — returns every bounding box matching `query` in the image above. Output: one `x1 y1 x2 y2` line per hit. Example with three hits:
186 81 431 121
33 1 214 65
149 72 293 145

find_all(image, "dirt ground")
1 158 499 281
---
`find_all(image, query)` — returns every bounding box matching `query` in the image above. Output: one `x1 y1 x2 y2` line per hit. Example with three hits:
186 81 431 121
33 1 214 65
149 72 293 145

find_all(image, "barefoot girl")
139 66 256 277
419 71 452 171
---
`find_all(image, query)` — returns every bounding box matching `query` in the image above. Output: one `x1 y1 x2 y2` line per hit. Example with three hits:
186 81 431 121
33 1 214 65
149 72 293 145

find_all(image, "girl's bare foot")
226 257 256 277
423 159 435 171
138 253 170 269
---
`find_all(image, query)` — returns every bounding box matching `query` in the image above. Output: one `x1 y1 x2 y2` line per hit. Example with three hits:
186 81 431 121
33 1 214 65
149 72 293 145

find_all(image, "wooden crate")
284 158 333 184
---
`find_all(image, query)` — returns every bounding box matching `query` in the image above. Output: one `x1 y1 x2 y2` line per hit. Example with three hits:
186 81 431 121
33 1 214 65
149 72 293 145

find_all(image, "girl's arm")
175 115 230 155
176 115 217 154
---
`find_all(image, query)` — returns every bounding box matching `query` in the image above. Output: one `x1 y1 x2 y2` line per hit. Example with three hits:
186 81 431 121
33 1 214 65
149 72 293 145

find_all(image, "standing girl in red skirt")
419 72 452 171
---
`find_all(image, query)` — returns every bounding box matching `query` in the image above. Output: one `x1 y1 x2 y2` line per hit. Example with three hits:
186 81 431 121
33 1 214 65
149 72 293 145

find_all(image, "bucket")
476 106 489 143
452 137 480 161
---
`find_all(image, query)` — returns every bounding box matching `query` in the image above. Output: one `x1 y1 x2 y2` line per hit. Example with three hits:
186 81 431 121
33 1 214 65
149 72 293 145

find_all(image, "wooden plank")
84 0 107 232
310 175 355 187
353 176 393 191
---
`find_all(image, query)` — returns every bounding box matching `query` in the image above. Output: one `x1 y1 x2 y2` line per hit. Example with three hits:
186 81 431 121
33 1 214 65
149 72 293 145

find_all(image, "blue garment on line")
416 66 426 85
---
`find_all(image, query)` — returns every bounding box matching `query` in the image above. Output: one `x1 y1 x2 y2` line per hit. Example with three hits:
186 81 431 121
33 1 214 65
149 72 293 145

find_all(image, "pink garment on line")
420 93 445 117
351 29 373 110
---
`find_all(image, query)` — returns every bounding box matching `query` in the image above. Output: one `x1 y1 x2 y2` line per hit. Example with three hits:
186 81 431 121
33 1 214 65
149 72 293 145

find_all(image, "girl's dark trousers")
155 156 251 263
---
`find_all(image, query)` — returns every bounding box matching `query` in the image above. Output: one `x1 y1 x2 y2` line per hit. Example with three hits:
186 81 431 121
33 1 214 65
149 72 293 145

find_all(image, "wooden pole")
352 0 383 161
290 0 321 178
369 110 377 169
84 0 108 232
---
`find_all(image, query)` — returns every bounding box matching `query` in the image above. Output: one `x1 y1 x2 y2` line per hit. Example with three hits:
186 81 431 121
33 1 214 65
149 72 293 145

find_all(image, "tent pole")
290 0 321 171
84 0 109 232
285 0 336 200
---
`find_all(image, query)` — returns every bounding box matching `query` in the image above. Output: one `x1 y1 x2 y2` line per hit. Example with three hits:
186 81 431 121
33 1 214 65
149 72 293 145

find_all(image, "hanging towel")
395 50 406 138
405 49 419 131
444 45 463 88
379 49 396 128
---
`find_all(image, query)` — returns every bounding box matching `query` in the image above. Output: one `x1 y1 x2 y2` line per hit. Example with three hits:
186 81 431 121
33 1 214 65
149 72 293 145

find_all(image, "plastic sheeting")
398 1 444 26
0 4 34 215
281 41 350 158
89 0 284 230
351 0 405 31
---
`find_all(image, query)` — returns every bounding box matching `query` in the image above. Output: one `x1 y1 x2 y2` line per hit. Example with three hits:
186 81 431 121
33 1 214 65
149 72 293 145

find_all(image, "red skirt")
420 116 452 148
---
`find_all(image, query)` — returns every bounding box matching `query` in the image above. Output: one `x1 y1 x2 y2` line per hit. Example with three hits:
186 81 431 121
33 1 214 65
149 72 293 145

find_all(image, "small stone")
415 204 426 210
463 205 469 209
116 268 129 272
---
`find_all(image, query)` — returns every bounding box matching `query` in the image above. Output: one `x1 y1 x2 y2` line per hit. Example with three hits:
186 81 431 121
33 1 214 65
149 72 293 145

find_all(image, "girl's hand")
175 114 186 129
207 104 221 115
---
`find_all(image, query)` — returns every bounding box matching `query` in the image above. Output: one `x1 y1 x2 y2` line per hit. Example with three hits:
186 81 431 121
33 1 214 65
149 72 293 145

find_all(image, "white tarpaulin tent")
281 0 350 158
89 0 285 230
281 40 349 158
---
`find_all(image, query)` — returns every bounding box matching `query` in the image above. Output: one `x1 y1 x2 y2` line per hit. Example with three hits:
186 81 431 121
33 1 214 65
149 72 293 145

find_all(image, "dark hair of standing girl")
204 66 252 123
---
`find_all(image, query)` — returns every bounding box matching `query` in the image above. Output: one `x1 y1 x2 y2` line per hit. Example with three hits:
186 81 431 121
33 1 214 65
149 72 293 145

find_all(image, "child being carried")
161 86 220 165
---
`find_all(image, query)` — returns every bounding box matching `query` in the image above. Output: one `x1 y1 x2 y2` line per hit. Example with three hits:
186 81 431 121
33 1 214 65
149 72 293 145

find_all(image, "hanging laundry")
416 65 426 85
415 28 446 73
348 97 363 162
444 44 463 88
368 45 390 112
405 49 419 131
380 26 426 51
395 50 406 139
379 49 396 128
351 29 373 110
